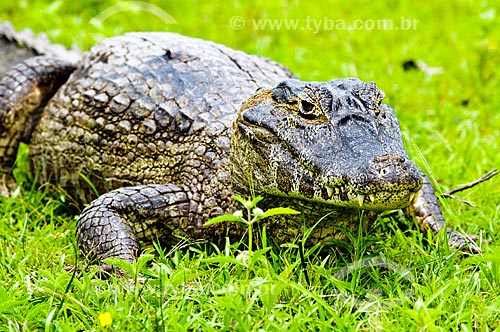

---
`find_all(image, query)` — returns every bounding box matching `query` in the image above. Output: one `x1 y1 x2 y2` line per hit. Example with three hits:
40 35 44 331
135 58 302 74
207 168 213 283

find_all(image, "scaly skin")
0 22 80 76
0 28 481 263
0 57 76 179
0 22 80 195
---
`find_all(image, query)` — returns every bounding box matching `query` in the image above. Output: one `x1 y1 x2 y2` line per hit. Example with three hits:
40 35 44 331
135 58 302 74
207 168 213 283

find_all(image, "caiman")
0 23 482 263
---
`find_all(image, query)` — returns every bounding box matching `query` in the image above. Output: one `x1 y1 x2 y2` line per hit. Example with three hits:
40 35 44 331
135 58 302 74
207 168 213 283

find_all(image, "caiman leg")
406 173 481 253
0 56 75 195
76 184 206 263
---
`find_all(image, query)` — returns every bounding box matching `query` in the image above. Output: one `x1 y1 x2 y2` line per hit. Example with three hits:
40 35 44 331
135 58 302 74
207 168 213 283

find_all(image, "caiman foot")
447 229 482 254
76 183 195 264
406 173 486 255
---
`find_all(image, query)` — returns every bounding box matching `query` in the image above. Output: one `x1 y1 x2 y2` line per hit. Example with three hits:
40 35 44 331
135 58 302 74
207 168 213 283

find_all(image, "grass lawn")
1 0 499 330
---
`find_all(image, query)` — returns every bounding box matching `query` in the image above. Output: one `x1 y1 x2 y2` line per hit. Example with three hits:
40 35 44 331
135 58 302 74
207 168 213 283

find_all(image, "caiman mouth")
320 155 424 210
322 181 422 210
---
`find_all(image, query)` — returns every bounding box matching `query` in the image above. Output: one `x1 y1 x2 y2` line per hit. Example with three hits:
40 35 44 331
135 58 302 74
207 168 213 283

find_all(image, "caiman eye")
298 100 317 120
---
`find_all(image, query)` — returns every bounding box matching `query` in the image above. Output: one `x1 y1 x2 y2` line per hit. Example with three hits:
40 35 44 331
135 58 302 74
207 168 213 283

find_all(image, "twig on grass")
442 168 499 206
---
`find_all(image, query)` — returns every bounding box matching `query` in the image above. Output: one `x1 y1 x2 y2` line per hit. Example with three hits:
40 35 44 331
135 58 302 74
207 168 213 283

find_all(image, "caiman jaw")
323 180 422 210
353 190 420 208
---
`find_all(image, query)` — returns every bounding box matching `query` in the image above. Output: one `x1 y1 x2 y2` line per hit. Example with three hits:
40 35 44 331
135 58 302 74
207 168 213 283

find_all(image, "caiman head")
230 78 423 211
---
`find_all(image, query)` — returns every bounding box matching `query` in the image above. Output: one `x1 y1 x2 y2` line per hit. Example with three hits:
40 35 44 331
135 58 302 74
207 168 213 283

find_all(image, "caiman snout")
371 154 410 177
342 153 423 209
354 153 423 194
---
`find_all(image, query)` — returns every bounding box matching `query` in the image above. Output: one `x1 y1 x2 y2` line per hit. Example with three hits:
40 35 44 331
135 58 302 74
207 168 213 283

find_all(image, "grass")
1 0 499 330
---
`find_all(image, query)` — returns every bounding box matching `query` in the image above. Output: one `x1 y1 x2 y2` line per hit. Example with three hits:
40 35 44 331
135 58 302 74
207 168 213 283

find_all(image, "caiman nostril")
373 154 390 163
373 154 406 165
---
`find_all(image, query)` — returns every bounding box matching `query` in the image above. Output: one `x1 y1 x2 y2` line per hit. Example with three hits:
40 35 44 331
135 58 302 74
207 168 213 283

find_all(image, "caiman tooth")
410 190 420 205
335 187 340 194
357 194 365 207
326 186 334 197
368 194 375 203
